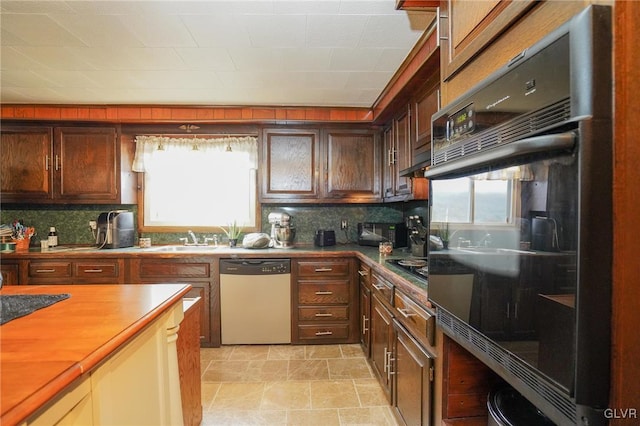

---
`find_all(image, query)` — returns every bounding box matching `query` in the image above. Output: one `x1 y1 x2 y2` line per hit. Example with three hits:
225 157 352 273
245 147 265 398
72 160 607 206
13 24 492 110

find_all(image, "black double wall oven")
426 6 612 426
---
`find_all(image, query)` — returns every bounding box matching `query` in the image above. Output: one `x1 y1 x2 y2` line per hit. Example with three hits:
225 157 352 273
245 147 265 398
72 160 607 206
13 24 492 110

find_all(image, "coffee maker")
268 212 296 249
407 215 428 257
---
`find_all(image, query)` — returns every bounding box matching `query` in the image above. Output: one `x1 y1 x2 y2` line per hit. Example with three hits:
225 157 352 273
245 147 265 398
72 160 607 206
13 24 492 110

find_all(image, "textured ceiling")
0 0 435 107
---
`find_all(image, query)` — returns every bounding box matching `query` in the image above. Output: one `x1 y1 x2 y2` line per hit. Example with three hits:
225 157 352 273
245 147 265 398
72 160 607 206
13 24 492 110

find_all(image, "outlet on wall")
89 220 97 230
341 219 348 230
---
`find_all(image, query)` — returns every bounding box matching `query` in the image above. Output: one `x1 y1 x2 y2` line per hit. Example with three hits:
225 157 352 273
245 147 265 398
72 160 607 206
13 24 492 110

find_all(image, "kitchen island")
0 283 191 426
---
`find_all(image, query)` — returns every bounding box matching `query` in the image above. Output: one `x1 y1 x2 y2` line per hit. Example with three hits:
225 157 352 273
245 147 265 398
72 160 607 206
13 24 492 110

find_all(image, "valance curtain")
132 135 258 172
132 135 258 228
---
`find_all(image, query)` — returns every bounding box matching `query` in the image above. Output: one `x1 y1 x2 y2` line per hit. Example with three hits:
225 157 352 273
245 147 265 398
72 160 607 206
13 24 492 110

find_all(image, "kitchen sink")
144 245 219 252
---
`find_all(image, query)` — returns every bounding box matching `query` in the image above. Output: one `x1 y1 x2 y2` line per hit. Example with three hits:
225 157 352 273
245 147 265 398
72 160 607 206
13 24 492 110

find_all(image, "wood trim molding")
396 0 440 11
372 26 440 124
0 105 374 124
611 2 640 421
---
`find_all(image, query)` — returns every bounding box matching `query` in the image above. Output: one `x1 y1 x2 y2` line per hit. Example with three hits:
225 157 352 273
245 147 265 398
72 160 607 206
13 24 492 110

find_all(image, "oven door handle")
425 131 577 179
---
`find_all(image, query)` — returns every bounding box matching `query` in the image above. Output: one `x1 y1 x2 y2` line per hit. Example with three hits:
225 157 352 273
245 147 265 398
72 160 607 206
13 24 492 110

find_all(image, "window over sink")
133 135 258 230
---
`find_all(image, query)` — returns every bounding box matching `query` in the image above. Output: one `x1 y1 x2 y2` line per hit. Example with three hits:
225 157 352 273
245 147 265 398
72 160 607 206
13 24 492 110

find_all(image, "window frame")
134 135 262 234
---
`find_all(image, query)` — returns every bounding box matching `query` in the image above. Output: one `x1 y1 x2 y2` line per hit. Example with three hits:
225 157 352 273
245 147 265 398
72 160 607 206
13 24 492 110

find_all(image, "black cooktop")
388 258 428 282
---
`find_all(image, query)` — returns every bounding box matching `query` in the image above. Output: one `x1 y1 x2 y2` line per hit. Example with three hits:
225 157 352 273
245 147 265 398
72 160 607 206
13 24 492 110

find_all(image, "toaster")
314 230 336 247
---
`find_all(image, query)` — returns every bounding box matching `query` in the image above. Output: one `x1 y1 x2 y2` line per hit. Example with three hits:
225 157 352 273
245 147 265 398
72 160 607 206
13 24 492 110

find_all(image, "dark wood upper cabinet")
261 127 381 203
55 127 118 202
1 125 132 204
440 0 537 81
1 126 53 200
261 128 320 201
413 74 439 167
323 129 381 201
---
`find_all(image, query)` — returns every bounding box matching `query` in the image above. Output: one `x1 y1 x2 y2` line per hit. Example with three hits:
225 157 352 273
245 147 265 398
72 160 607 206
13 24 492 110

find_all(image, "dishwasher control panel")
220 259 291 275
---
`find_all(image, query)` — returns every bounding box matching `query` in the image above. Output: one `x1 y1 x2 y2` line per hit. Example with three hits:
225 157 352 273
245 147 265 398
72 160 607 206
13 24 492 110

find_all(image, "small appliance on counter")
407 215 428 257
268 212 296 249
357 222 407 248
314 230 336 247
96 210 135 249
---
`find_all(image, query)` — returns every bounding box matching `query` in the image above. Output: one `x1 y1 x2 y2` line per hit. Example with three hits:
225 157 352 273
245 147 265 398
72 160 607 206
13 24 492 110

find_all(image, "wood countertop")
0 283 191 425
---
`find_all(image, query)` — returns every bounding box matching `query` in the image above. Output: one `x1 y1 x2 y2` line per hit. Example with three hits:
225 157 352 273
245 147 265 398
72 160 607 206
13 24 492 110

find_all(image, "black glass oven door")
427 152 578 393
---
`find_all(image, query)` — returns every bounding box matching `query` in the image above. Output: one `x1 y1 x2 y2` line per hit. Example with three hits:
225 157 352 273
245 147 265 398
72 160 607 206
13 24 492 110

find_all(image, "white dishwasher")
219 258 291 344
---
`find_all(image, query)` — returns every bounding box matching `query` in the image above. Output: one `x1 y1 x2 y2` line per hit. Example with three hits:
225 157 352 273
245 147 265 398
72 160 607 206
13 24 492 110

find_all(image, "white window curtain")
133 135 258 228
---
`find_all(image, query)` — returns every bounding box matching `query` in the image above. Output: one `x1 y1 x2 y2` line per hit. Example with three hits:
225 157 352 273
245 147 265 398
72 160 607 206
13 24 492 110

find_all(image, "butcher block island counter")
0 283 191 426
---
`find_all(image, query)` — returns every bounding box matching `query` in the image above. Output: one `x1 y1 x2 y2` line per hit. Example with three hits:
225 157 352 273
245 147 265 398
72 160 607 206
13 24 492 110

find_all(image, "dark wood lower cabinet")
393 319 434 426
368 278 435 426
370 293 394 402
177 297 203 426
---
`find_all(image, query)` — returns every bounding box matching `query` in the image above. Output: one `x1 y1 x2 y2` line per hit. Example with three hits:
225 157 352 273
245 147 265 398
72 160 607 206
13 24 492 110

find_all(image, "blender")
268 212 296 249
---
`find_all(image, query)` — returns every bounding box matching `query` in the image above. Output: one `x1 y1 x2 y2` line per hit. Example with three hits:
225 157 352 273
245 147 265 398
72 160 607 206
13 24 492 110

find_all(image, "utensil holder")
13 237 31 251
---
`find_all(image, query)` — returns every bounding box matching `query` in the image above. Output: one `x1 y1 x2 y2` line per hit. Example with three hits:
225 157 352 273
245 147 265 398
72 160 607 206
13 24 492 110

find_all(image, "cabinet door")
413 78 439 166
393 110 412 196
0 262 20 285
383 127 395 198
360 281 371 357
371 294 394 402
55 127 118 202
261 128 320 201
440 0 536 80
1 126 53 202
323 129 381 201
394 320 434 426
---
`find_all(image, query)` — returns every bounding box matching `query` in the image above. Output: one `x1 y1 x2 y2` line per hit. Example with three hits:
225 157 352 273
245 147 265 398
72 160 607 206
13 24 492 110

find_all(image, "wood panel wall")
610 2 640 423
0 105 373 124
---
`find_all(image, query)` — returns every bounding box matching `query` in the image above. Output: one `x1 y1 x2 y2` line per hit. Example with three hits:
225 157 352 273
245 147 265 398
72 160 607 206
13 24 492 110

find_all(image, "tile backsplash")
1 201 428 248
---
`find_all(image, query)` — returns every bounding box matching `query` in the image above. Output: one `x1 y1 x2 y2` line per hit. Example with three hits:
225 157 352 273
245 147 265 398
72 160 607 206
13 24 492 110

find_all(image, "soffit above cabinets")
0 0 435 107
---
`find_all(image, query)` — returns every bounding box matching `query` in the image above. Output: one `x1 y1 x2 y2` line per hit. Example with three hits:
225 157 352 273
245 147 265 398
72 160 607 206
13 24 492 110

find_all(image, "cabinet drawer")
29 261 72 278
138 261 210 279
298 281 350 304
297 324 350 340
358 263 371 285
298 306 349 321
296 260 350 277
394 291 435 347
75 261 119 279
371 274 394 304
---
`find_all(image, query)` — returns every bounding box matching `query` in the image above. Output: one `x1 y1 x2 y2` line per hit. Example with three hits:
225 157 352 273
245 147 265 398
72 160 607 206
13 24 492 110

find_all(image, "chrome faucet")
478 233 492 247
203 235 218 246
187 230 198 245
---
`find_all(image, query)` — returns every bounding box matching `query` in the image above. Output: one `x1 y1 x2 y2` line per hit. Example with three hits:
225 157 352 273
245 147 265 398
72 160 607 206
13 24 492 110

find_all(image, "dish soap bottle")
48 226 58 247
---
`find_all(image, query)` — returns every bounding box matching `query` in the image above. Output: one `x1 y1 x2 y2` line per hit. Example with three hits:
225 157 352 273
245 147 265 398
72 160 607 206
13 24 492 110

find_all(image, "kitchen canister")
139 237 151 248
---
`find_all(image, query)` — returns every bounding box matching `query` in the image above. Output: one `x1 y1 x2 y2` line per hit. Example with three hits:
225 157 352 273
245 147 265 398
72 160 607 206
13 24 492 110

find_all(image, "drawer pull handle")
83 269 104 273
315 313 333 317
397 307 417 318
358 270 367 276
373 284 386 290
362 316 369 334
314 267 333 272
315 291 333 295
315 331 333 336
35 269 56 273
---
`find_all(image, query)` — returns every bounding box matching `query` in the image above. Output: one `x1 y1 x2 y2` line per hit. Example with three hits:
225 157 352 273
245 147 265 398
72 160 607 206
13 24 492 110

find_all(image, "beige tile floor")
199 344 399 426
